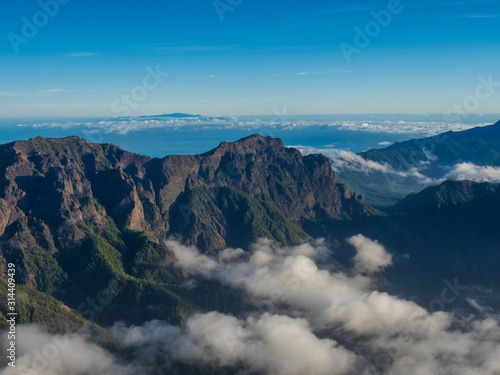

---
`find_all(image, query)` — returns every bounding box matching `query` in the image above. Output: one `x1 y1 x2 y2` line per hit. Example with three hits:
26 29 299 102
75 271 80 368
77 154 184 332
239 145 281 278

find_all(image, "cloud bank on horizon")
20 116 494 137
4 236 500 375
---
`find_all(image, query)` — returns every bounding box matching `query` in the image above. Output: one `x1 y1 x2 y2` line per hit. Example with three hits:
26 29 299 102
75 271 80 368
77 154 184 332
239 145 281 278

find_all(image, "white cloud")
444 162 500 183
293 146 394 174
0 325 132 375
335 120 491 136
126 238 500 374
167 241 218 277
378 141 393 146
0 89 64 97
329 149 395 174
151 44 233 54
348 234 393 273
66 52 100 57
218 247 246 262
167 238 428 335
37 89 64 95
295 146 439 185
23 117 493 137
113 313 355 375
5 238 500 374
468 14 500 18
301 146 500 189
0 91 23 97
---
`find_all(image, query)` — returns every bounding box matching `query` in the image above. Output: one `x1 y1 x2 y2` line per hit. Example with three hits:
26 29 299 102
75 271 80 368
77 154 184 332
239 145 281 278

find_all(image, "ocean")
1 114 498 157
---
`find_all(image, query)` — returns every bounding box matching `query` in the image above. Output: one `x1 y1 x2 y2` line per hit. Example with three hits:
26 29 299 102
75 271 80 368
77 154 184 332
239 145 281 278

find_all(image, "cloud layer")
303 146 500 189
3 237 500 375
157 237 500 374
297 146 439 185
112 313 355 375
1 325 131 375
21 116 491 137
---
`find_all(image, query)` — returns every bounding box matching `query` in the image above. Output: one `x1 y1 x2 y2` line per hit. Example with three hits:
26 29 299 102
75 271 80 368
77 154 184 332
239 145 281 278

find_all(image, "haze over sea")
1 113 499 157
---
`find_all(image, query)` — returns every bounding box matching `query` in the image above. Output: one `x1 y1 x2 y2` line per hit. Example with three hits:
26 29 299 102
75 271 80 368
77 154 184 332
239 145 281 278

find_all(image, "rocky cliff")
0 134 373 255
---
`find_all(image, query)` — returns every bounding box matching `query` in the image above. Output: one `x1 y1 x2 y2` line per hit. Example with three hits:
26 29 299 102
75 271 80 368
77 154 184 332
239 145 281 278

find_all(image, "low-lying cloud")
348 234 393 273
3 237 500 375
303 147 500 189
165 237 426 336
296 147 439 185
0 325 132 375
444 162 500 183
112 313 355 375
160 237 500 374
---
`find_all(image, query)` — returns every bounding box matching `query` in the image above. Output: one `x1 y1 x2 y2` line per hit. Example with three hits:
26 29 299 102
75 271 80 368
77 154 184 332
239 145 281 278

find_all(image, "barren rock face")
0 134 372 256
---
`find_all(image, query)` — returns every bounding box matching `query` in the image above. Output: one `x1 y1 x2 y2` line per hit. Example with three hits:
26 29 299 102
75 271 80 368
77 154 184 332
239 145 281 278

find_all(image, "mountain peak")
232 134 284 149
390 180 500 213
0 134 374 254
204 134 285 156
138 113 199 118
7 135 93 154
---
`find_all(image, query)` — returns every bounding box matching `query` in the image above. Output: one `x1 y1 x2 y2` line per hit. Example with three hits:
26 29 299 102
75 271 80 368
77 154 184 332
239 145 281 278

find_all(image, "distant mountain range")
140 113 200 118
135 113 237 121
362 118 500 167
336 119 500 205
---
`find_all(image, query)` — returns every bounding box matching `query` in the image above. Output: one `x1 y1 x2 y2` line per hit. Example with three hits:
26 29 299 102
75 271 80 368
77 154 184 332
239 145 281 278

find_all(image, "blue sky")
0 0 499 118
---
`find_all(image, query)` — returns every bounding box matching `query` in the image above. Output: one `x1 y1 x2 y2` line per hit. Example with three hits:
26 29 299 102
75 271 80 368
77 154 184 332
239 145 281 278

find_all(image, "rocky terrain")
0 134 373 253
0 134 375 329
1 133 500 336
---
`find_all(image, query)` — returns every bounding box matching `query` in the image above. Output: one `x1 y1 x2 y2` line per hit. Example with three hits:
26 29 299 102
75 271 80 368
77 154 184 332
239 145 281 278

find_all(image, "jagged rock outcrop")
0 134 373 255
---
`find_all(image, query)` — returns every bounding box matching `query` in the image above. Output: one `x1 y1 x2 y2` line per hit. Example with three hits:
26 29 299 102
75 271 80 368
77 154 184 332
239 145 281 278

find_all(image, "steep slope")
0 134 372 250
0 134 373 328
390 180 500 213
339 180 500 304
361 119 500 169
335 119 500 205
